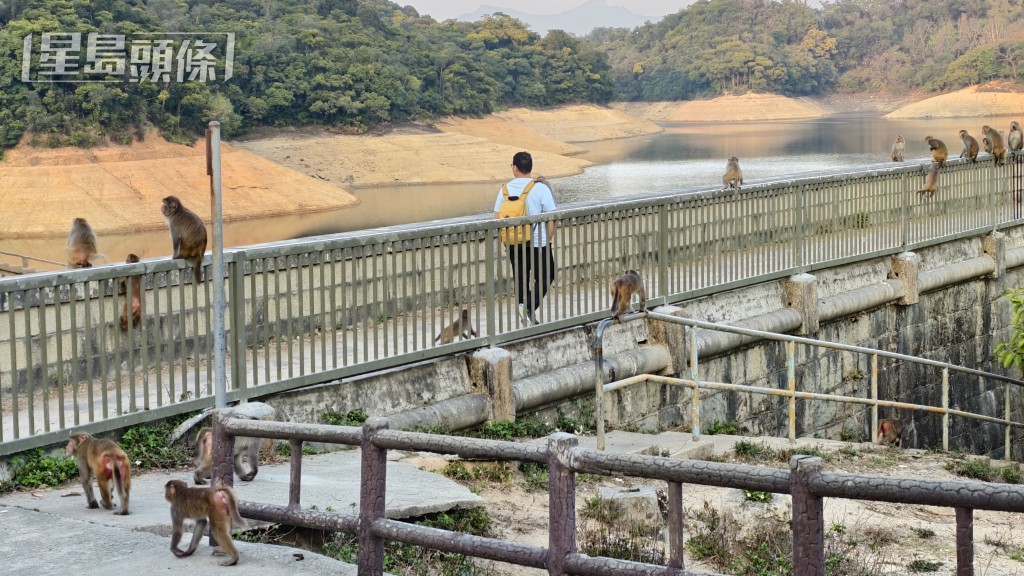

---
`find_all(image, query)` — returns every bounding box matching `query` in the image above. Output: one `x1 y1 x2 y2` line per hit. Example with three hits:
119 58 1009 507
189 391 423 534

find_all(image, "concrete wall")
262 227 1024 460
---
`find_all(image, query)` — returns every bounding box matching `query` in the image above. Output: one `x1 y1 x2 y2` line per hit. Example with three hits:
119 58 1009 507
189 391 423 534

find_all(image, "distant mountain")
457 0 652 35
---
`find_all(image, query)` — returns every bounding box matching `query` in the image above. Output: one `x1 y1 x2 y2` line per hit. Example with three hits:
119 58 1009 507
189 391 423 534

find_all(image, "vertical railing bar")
161 273 172 407
286 255 295 379
1005 381 1012 461
259 258 268 383
389 243 398 356
37 287 50 432
113 279 126 414
870 354 879 443
274 258 283 381
342 249 351 367
690 327 700 441
204 269 212 397
139 271 149 411
485 232 496 344
942 367 950 452
9 290 20 438
69 285 79 427
547 433 578 576
289 438 303 509
955 507 974 576
329 250 339 368
362 247 369 363
297 254 306 376
191 273 200 400
320 251 328 371
99 280 109 419
667 481 684 570
176 273 187 403
788 340 796 444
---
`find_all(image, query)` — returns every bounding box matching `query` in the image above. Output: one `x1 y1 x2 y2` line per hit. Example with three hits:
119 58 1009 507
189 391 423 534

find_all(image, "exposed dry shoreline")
4 86 1024 240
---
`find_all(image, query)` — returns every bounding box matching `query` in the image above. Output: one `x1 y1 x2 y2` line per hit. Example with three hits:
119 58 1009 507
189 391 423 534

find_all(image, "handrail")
592 313 1024 456
215 414 1024 576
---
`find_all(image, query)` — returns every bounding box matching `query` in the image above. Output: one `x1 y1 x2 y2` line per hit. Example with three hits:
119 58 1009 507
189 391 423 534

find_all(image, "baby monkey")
165 479 248 566
119 253 142 332
610 270 647 322
876 418 916 449
434 308 478 344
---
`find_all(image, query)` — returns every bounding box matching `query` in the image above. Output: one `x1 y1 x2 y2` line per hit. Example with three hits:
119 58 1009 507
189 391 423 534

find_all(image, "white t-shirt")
493 178 556 247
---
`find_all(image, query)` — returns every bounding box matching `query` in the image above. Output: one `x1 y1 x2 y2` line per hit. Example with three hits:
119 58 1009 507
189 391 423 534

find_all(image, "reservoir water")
4 113 1020 265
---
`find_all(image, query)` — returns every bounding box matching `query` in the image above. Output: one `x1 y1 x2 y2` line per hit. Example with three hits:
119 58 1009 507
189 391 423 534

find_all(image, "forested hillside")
593 0 1024 100
4 0 1024 148
0 0 613 147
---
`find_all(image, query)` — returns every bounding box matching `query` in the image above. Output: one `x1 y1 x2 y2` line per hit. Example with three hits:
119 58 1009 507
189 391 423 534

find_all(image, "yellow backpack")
497 180 537 246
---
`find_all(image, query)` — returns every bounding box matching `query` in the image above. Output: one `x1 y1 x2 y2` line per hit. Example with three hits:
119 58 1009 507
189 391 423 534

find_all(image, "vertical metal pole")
594 323 607 452
791 456 825 576
1006 383 1012 461
667 481 684 570
787 340 796 443
358 417 388 575
795 185 805 271
955 507 974 576
942 367 950 451
548 433 578 576
207 121 227 409
870 354 878 443
690 327 700 441
288 438 303 509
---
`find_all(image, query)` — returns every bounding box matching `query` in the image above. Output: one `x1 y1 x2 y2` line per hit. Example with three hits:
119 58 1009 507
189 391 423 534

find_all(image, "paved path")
0 448 480 576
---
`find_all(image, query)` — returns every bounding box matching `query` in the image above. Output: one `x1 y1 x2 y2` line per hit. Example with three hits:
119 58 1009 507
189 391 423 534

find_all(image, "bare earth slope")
886 83 1024 119
0 136 359 239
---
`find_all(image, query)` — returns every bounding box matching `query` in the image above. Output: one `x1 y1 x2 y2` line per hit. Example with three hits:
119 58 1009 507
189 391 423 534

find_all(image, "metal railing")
1 156 1023 454
0 250 64 275
214 414 1024 576
592 313 1024 456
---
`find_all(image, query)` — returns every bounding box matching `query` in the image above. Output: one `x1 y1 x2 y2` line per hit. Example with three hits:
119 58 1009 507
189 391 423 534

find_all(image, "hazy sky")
398 1 685 20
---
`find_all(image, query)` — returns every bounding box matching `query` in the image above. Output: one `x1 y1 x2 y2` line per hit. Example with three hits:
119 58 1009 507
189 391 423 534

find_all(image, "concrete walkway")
0 448 481 576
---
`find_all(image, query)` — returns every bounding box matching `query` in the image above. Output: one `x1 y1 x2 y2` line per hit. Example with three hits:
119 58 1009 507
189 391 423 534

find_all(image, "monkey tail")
217 486 249 529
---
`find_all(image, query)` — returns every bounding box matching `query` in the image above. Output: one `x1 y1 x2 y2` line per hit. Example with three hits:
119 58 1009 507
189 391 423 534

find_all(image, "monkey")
610 269 647 322
434 308 478 344
983 134 993 154
876 418 917 449
161 195 208 282
958 129 979 162
923 136 947 167
165 479 248 566
119 253 142 332
66 217 98 268
65 432 131 515
982 125 1006 165
193 426 260 484
722 156 743 189
918 163 938 198
890 135 904 162
1009 121 1023 153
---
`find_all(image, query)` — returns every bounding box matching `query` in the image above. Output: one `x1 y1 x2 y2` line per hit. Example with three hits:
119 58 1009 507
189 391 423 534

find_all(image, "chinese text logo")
21 32 235 83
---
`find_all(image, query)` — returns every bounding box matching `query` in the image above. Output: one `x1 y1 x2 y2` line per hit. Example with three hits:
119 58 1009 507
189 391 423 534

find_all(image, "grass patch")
322 507 494 575
118 414 195 470
908 559 942 572
945 458 1023 484
1 449 79 493
579 495 663 564
321 408 368 427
